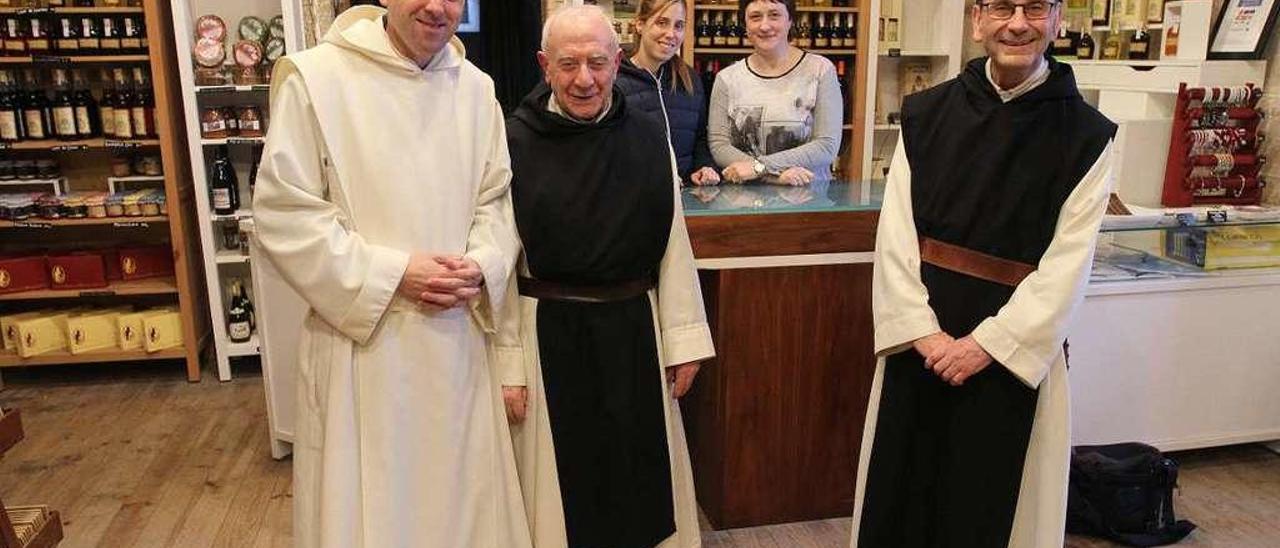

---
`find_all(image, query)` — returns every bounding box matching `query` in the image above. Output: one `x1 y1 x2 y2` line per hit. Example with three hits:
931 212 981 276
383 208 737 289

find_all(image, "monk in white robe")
252 3 531 547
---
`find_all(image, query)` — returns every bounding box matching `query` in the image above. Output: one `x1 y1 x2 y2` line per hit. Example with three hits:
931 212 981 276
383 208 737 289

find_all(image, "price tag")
887 48 901 57
17 7 53 15
31 55 72 64
250 85 271 91
1206 210 1229 223
50 144 88 152
112 222 150 229
105 139 143 149
11 221 52 229
226 138 262 145
197 86 234 93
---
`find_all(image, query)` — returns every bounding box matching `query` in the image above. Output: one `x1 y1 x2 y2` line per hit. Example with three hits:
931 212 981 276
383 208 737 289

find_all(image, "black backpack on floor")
1066 443 1197 546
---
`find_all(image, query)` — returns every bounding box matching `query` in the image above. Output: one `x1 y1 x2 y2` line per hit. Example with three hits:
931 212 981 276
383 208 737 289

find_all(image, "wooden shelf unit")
0 277 178 301
0 0 209 381
0 347 186 368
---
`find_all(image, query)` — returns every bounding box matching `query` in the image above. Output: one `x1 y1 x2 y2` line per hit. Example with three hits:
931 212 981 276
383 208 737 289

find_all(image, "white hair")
540 4 621 54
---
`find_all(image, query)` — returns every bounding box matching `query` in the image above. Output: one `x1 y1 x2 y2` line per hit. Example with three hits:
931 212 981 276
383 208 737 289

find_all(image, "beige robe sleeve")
253 69 410 345
873 133 942 357
491 257 526 387
971 140 1116 388
658 182 715 368
465 99 519 335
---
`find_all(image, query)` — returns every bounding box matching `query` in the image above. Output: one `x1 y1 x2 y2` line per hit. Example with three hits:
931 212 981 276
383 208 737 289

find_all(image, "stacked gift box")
2 305 183 358
0 245 173 294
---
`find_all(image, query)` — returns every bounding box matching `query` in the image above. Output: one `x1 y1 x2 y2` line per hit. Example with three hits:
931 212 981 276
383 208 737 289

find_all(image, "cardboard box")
118 307 174 351
1164 226 1280 270
2 310 45 351
15 312 75 358
0 255 49 295
47 252 107 290
117 245 173 281
142 310 183 352
67 309 127 354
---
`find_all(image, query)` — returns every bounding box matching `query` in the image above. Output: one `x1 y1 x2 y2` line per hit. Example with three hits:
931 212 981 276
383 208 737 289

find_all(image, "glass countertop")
681 179 885 216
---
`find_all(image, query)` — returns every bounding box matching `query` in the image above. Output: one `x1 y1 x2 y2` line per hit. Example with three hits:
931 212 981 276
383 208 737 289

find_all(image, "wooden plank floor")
0 363 1276 547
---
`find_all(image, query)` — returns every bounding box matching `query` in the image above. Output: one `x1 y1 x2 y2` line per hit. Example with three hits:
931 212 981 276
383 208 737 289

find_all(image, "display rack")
169 0 304 381
1160 83 1266 206
0 0 208 381
863 0 963 182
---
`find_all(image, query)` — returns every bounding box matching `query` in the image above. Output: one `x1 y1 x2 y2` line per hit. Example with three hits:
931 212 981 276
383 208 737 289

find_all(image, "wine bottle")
111 67 133 138
227 279 252 343
50 68 78 141
1128 24 1150 60
71 69 97 138
211 144 239 215
21 70 49 141
0 71 20 142
1077 31 1095 60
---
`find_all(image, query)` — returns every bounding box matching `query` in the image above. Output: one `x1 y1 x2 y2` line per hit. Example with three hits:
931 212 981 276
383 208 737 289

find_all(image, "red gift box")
0 255 50 294
103 249 122 281
47 252 108 290
117 245 173 280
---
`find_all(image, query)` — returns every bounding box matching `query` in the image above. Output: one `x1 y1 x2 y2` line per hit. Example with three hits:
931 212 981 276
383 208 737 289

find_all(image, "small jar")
85 193 108 218
105 194 126 217
132 155 148 176
141 194 162 216
14 160 36 180
111 156 132 177
156 193 168 216
123 193 143 217
221 221 241 250
236 105 264 138
139 156 163 176
200 106 230 139
0 161 14 180
194 66 227 86
10 196 33 221
221 106 240 135
36 159 59 179
36 194 62 219
63 194 87 218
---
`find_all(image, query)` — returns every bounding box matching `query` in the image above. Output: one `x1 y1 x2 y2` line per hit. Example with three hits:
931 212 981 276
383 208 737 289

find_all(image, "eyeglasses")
978 1 1059 20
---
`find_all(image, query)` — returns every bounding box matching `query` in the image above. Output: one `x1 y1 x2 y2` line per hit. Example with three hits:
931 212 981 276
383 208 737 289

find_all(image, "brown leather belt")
919 237 1036 287
919 237 1070 365
517 276 655 304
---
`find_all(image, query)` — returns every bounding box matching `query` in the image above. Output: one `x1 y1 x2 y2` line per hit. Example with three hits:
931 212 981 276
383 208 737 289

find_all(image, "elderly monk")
850 1 1116 547
252 1 530 546
493 5 715 548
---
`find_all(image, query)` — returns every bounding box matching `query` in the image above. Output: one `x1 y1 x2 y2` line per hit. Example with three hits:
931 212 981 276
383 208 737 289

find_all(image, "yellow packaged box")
2 310 45 351
1164 225 1280 270
142 310 183 352
116 308 169 351
67 309 127 354
15 311 75 358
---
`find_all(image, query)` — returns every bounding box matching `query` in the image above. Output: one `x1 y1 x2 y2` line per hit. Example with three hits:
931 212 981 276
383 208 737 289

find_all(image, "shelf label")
10 221 52 229
112 222 150 228
197 86 234 93
1207 210 1229 223
104 139 143 149
250 85 271 91
31 55 72 64
226 138 262 145
80 290 118 297
17 8 54 15
50 144 88 152
887 48 901 57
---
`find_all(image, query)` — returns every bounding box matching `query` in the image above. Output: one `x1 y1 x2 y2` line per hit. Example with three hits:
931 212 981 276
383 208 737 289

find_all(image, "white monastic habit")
849 68 1116 547
252 6 530 548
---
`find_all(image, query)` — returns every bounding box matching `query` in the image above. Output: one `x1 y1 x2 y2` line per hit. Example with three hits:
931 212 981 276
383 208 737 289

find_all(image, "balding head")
537 5 622 121
541 5 620 55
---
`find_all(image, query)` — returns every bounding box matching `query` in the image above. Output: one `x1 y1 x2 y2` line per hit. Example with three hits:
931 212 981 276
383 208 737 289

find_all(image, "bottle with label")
227 279 252 343
1077 30 1096 60
712 13 727 46
1091 0 1111 26
210 144 239 215
813 13 829 48
111 67 133 138
0 71 19 142
727 13 742 47
696 12 711 47
842 13 857 48
100 17 122 53
21 70 49 141
77 16 101 56
121 16 143 55
54 15 79 54
1101 23 1123 60
1147 0 1165 24
130 67 153 138
1163 21 1179 57
26 12 51 56
71 69 97 138
4 15 28 57
795 15 811 48
1052 21 1076 60
50 68 78 141
98 67 115 137
1128 24 1151 59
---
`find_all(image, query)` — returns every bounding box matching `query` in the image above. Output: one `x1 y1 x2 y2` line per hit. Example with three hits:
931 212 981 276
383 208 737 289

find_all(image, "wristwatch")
752 159 767 177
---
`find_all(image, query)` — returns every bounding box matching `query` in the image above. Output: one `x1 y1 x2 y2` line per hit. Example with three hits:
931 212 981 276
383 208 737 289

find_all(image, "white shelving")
0 177 69 196
863 0 965 183
170 0 304 384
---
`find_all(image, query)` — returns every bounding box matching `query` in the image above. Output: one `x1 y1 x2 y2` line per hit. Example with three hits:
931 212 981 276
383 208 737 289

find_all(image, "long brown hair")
634 0 695 94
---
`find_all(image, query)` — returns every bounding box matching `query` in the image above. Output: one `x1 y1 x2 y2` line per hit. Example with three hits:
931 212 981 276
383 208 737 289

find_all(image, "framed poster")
1207 0 1280 59
458 0 481 33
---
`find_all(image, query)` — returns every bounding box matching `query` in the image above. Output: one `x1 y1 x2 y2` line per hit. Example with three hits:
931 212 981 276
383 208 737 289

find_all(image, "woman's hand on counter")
667 361 702 398
777 167 815 186
722 161 761 184
691 166 722 186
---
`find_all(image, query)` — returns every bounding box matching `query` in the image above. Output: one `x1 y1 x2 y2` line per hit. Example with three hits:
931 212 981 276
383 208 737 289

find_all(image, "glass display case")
1093 215 1280 282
